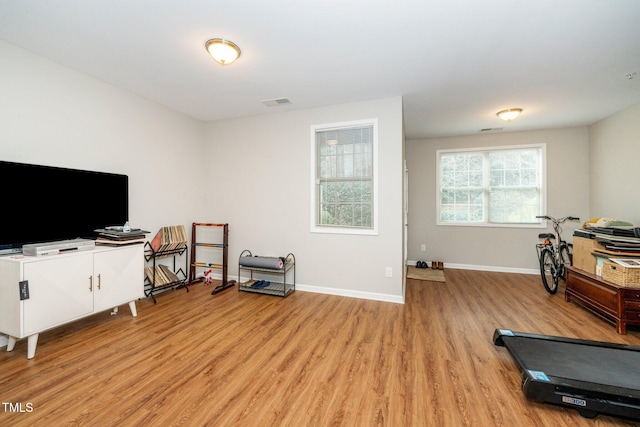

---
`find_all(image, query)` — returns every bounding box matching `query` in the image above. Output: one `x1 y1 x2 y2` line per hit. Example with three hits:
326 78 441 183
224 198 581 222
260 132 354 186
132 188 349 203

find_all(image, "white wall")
406 127 590 273
204 97 405 302
0 40 211 347
0 40 207 236
589 103 640 225
0 41 406 305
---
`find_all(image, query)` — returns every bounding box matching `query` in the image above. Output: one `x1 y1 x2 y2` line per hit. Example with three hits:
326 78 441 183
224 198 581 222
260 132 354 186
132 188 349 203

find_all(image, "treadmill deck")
494 328 640 420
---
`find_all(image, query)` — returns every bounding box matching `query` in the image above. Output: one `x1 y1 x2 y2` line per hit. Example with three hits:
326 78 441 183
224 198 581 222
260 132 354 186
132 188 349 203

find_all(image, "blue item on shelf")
252 280 271 288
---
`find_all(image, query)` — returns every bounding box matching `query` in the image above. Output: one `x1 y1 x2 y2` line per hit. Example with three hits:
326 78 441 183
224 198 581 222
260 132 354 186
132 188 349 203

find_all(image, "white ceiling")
1 1 639 139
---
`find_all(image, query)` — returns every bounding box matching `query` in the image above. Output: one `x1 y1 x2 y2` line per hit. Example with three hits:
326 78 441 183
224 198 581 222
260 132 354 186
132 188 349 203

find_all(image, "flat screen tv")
0 160 129 254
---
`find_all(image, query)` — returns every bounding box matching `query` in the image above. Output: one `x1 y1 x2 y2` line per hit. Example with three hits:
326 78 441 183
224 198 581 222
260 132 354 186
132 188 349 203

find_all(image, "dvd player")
22 239 96 256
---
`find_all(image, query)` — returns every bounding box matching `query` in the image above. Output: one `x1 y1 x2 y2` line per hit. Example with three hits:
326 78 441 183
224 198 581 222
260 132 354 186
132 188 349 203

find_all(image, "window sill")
311 225 379 236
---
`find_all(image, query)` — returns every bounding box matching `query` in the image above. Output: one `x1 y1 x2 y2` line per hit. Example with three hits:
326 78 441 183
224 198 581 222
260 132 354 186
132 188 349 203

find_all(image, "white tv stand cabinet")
0 243 143 359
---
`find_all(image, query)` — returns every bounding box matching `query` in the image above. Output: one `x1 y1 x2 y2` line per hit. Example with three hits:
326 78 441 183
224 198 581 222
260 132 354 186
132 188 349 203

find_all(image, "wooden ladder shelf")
188 222 235 295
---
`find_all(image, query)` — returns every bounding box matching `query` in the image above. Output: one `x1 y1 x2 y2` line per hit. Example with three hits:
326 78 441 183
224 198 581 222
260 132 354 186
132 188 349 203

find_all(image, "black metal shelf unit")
237 249 295 297
144 242 188 303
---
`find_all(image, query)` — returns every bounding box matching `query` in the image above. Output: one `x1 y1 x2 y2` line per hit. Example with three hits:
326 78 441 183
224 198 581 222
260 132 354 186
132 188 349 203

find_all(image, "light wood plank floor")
1 269 640 426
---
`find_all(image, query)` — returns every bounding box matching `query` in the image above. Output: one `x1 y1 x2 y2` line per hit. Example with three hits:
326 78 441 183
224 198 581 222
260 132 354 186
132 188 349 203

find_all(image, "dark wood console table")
565 266 640 334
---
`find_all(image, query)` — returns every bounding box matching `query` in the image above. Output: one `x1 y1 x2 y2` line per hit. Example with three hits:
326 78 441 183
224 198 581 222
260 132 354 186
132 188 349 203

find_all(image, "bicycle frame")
536 215 580 294
536 225 566 257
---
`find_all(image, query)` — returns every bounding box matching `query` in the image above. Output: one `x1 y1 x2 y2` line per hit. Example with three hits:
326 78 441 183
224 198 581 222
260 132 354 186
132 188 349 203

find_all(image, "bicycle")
536 215 580 294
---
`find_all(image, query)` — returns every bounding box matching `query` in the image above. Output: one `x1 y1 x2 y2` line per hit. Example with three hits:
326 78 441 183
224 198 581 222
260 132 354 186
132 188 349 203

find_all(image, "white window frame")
310 118 379 235
436 143 547 228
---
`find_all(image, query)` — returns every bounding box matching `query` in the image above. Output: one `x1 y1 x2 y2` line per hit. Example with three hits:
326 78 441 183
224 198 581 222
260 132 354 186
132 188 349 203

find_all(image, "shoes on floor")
429 261 445 270
416 260 444 269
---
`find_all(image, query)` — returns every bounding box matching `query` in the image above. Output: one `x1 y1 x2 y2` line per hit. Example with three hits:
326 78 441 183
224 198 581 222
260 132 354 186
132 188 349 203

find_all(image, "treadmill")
494 328 640 420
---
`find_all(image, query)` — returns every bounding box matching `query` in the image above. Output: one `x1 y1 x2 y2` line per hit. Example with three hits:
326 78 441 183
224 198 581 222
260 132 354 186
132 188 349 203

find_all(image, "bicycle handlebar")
536 215 580 223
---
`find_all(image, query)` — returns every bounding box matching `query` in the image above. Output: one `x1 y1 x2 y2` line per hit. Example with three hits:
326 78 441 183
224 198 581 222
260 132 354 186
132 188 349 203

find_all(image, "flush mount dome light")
205 38 241 66
497 108 523 121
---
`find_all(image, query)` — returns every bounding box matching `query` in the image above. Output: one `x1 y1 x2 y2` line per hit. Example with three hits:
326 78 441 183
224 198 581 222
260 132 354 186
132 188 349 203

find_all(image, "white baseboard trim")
222 262 538 305
0 335 8 348
234 273 404 304
408 260 538 275
295 283 405 304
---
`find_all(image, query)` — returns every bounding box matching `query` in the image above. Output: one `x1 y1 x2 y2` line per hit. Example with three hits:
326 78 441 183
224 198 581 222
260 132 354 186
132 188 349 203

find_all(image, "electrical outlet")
421 244 426 251
385 267 392 277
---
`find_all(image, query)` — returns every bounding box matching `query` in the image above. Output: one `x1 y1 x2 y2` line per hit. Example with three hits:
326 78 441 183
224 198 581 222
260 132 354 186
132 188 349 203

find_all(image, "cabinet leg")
7 336 17 352
129 300 138 317
27 334 39 359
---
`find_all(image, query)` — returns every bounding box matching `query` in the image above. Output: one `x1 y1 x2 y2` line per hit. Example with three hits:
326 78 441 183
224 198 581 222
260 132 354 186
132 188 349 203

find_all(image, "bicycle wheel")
539 248 559 294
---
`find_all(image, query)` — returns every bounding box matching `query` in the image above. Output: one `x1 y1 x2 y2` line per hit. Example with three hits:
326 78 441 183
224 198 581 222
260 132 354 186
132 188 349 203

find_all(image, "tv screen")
0 160 129 254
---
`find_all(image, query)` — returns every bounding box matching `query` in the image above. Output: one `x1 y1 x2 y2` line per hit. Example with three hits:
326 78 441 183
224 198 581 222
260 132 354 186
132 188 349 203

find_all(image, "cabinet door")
23 253 94 335
93 245 144 312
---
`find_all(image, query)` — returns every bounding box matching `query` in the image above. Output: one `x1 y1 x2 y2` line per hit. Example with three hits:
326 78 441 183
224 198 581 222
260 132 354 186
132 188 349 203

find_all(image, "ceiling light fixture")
205 38 241 66
496 108 523 121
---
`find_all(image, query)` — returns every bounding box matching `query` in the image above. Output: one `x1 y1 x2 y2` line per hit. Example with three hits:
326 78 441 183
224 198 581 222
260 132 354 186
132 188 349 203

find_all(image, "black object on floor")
494 328 640 421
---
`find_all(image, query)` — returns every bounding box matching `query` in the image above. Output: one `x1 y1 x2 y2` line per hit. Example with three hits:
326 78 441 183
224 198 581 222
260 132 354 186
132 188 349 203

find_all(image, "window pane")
469 154 482 171
490 169 503 187
439 146 543 225
489 188 539 223
440 171 454 188
454 154 468 172
504 170 520 186
315 123 374 229
440 205 454 221
320 155 334 178
521 169 537 186
469 170 483 187
455 170 468 187
469 204 483 222
441 189 454 204
440 155 454 172
454 189 469 204
335 204 354 226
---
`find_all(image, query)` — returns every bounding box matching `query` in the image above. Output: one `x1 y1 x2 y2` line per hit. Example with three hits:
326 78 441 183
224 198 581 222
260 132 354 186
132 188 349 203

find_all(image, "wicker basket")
602 261 640 287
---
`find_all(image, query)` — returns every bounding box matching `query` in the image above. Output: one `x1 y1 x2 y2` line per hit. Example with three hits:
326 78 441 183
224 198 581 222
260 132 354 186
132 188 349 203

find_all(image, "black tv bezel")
0 160 129 255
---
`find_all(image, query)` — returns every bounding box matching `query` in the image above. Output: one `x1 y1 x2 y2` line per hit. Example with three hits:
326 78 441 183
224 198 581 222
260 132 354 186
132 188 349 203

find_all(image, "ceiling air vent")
480 127 504 132
262 97 292 107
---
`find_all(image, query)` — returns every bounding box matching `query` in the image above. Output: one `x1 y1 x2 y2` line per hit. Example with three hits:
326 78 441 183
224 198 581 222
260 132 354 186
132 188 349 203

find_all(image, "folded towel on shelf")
584 217 635 228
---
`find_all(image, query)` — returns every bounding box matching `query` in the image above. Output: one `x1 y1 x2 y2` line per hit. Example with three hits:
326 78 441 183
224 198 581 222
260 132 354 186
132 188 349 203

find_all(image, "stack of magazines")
144 264 179 285
94 226 149 246
149 225 188 253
